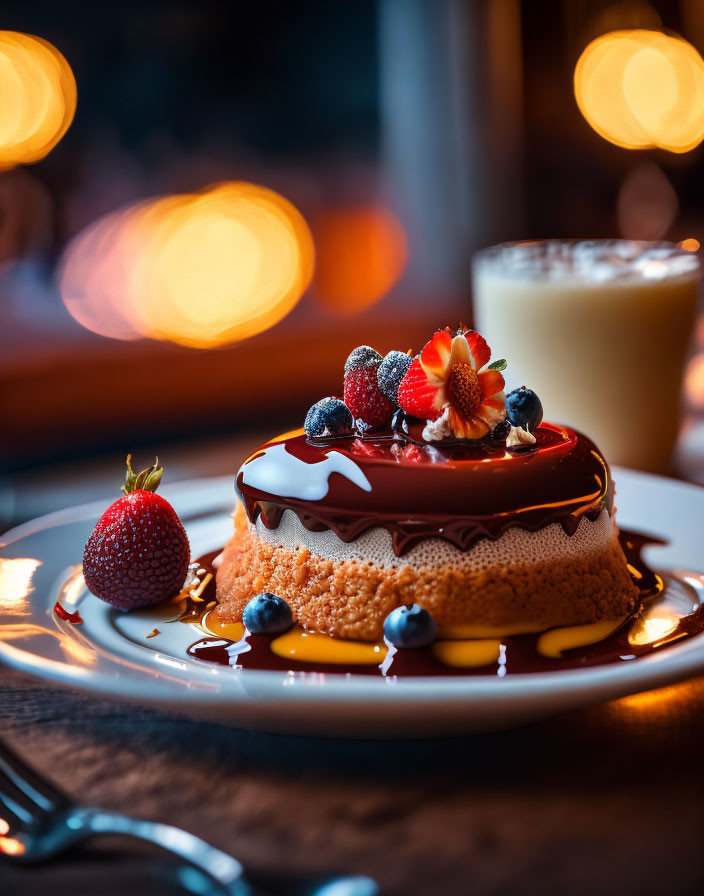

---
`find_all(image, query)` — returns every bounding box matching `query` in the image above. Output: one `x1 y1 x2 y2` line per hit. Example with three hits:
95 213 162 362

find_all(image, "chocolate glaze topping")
235 422 613 556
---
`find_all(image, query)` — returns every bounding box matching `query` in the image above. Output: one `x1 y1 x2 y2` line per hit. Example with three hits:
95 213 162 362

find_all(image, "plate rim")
2 468 704 711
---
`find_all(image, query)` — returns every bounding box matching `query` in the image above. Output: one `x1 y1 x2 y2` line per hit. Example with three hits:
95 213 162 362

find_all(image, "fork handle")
64 807 245 893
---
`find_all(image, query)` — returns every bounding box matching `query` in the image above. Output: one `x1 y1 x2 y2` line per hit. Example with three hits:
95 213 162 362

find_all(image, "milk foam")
475 240 699 284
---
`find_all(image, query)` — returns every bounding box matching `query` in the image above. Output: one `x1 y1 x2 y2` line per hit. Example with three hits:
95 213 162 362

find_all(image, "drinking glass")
472 240 701 472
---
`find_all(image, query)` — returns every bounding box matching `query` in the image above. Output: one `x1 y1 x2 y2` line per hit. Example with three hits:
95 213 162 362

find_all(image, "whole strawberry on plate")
83 456 190 611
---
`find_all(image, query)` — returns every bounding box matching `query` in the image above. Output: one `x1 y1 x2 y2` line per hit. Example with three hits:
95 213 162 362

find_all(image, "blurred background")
2 0 704 529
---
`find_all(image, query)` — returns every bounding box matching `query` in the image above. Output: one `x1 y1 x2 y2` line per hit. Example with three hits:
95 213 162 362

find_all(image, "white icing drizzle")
211 551 224 570
240 442 372 500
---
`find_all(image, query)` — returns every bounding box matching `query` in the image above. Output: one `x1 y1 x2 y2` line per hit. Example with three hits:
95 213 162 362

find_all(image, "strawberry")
343 347 393 428
83 456 190 611
397 358 441 421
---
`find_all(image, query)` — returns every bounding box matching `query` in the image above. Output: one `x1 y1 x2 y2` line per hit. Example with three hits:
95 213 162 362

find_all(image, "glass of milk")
472 240 701 473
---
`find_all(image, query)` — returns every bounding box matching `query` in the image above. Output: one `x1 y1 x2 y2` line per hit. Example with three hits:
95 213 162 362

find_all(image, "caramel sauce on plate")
184 538 704 677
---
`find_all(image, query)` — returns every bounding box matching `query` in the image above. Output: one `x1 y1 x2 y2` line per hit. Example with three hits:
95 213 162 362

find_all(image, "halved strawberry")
396 359 441 420
464 329 491 370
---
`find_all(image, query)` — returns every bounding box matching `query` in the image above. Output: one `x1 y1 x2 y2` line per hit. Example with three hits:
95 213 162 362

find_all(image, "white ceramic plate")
1 469 703 738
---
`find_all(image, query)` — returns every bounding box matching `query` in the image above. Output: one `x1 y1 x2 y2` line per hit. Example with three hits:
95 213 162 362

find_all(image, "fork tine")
0 738 69 814
0 780 35 830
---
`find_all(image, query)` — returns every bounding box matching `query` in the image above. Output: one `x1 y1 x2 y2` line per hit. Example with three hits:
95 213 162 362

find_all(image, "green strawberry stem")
122 455 163 495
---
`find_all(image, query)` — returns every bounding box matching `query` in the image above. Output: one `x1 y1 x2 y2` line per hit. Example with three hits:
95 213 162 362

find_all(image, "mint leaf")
488 359 507 371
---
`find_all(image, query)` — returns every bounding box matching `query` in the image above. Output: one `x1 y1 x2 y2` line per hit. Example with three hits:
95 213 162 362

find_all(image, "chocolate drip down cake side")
214 326 639 643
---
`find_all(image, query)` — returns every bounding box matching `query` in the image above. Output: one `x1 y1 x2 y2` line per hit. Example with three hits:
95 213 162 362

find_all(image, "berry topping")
505 386 543 432
411 328 506 440
399 444 425 463
242 592 294 634
350 439 390 459
377 350 412 402
490 419 511 441
446 362 482 418
344 367 394 428
343 345 383 376
383 604 437 648
397 358 442 421
83 456 190 611
304 397 354 439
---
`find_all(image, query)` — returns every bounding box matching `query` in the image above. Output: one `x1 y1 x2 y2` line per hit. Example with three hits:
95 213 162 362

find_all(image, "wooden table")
3 434 704 894
2 664 704 895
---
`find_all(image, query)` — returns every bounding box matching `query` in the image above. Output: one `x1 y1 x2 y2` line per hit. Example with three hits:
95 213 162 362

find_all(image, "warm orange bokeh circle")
574 29 704 153
59 182 315 348
0 31 76 168
312 205 407 314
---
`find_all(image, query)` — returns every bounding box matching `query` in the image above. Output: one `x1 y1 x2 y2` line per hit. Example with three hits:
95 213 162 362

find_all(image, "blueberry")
505 386 543 432
304 397 354 438
490 419 511 441
344 345 382 376
243 592 293 634
377 351 413 402
383 604 437 648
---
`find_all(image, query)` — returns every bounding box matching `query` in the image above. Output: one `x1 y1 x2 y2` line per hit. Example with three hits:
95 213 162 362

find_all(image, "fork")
0 737 377 896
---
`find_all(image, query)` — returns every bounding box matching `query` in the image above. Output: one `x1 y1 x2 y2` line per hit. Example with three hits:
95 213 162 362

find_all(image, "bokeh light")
0 31 76 169
312 205 407 313
0 836 25 856
59 182 315 348
617 161 677 240
574 29 704 153
685 352 704 412
57 202 147 341
696 311 704 349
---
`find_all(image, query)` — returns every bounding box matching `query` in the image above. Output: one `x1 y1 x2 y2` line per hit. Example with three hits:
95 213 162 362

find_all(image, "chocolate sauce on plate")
185 536 704 678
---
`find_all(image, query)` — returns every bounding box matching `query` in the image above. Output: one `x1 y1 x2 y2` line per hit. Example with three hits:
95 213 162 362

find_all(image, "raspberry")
344 345 383 376
350 439 390 459
400 444 426 463
344 367 393 428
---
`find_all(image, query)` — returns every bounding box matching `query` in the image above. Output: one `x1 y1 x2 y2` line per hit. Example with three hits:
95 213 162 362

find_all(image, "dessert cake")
214 327 639 642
